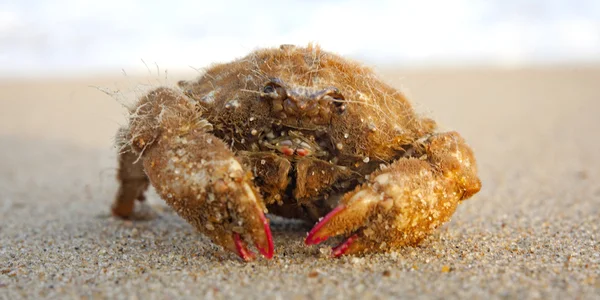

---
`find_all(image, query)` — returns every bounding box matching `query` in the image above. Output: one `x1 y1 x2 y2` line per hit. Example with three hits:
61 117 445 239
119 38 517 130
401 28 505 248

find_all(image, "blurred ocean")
1 0 599 76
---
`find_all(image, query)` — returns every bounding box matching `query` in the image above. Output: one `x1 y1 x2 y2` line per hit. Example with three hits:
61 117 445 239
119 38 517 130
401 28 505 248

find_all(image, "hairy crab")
111 44 481 261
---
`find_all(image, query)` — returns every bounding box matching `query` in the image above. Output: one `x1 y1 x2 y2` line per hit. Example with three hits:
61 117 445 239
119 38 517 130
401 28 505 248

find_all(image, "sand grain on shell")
1 68 599 299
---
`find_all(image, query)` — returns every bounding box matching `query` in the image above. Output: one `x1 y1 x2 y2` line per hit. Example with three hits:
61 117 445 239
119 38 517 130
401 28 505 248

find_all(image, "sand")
1 67 599 299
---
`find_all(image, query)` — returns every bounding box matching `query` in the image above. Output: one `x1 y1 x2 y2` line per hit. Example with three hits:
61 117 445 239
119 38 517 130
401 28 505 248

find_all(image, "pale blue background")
1 0 599 75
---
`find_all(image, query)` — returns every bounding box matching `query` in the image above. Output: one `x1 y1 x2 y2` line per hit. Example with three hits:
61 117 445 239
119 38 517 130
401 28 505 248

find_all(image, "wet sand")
1 67 599 299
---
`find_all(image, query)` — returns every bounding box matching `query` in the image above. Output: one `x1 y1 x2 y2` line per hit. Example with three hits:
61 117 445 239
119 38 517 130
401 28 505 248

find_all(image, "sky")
0 0 599 76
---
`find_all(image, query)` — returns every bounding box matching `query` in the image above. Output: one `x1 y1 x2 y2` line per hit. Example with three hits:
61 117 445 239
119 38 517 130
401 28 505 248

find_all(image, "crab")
111 44 481 261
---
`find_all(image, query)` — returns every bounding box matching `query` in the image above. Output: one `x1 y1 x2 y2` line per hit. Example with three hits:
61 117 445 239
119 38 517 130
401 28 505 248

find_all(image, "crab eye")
332 94 344 101
263 84 276 93
326 88 346 113
261 79 287 100
335 102 347 113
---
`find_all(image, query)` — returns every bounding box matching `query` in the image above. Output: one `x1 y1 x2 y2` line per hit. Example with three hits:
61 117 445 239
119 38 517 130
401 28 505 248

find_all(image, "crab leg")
111 127 150 218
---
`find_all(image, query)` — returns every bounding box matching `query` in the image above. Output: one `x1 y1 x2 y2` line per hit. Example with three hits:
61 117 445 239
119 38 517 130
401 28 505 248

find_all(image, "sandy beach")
1 67 599 299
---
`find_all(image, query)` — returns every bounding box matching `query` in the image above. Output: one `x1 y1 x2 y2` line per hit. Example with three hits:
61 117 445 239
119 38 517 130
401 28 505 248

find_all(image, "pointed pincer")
304 188 379 246
229 181 274 260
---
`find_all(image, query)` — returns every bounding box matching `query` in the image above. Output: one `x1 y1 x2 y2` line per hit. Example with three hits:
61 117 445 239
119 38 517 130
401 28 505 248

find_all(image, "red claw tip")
305 205 346 245
233 233 255 261
331 234 359 258
255 212 274 259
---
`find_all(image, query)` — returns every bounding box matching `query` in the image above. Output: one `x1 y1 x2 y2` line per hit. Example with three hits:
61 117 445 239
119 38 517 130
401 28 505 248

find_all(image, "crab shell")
177 44 437 221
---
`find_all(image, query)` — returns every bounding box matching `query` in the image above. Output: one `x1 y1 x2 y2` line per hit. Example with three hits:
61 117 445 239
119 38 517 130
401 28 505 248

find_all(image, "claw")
179 157 275 261
214 192 274 261
255 211 274 259
227 210 273 261
233 233 256 261
233 183 274 260
305 205 346 245
140 129 276 261
305 189 379 246
331 234 360 257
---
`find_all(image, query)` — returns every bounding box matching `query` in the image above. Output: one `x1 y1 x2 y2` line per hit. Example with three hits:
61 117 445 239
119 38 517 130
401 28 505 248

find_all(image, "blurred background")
1 0 599 77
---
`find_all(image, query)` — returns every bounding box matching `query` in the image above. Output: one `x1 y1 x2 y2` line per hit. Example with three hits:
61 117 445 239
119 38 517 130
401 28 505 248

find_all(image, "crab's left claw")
304 161 457 256
305 188 382 256
305 133 481 257
141 128 274 261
